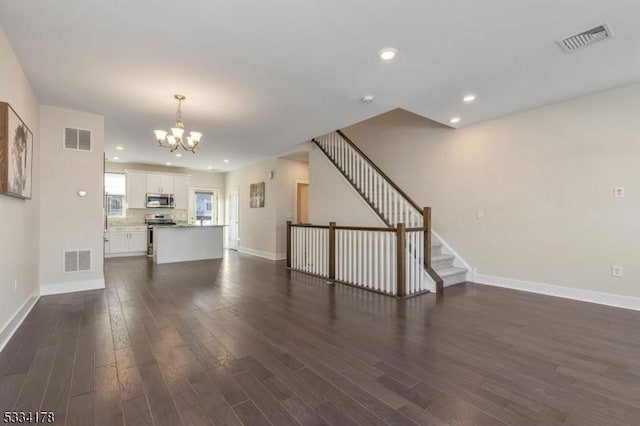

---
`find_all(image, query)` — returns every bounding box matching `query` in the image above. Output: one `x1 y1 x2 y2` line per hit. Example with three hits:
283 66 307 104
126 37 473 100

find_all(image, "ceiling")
1 1 640 171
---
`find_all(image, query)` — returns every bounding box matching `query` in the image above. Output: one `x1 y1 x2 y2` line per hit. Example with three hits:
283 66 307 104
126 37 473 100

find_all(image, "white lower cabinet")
106 226 147 256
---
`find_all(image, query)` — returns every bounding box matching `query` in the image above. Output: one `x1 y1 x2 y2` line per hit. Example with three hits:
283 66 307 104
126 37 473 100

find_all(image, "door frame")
226 187 239 250
294 180 310 224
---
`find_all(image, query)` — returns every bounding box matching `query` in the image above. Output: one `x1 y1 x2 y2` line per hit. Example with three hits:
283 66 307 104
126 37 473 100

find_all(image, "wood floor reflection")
1 251 639 425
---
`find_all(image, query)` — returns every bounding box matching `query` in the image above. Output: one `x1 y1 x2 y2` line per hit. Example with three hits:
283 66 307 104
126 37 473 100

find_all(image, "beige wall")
0 27 41 337
337 84 640 298
105 162 225 223
225 158 278 257
39 106 105 291
309 146 383 227
224 157 309 259
275 159 309 256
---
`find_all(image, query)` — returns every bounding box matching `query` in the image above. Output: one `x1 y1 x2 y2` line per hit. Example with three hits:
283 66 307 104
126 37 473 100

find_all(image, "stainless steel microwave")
146 193 175 208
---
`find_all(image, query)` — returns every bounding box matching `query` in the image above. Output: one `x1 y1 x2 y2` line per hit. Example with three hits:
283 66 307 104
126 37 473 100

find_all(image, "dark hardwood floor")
1 252 639 425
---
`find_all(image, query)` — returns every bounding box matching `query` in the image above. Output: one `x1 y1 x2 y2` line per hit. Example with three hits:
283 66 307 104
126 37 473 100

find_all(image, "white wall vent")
558 24 613 53
64 127 92 151
63 250 92 273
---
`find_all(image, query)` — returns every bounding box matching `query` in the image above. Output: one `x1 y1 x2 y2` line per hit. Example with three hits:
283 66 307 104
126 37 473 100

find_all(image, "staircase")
312 130 467 290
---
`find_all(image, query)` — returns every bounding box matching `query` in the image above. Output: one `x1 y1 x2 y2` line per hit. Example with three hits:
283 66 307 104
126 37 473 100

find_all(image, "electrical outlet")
614 187 624 198
476 209 484 219
611 265 623 278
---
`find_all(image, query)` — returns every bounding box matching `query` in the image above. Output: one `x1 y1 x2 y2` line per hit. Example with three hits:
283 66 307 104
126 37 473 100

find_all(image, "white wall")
335 84 640 299
308 145 383 227
0 26 41 341
39 106 105 293
225 158 278 258
275 158 309 256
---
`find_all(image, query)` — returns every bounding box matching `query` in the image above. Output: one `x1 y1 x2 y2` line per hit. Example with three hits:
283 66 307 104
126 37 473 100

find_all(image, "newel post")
396 223 406 297
329 222 336 280
423 207 432 269
286 220 292 268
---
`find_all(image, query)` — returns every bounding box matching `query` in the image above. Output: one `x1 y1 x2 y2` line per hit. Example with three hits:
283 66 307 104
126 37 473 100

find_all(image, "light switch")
611 265 623 278
476 209 484 219
614 187 624 198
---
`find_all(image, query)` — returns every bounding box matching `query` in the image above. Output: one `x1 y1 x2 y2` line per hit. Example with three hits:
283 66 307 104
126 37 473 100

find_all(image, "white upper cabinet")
126 171 147 209
146 174 176 194
173 176 190 210
160 174 175 194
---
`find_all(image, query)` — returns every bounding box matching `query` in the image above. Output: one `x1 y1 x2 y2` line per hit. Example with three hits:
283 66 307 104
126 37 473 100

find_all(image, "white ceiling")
2 1 640 171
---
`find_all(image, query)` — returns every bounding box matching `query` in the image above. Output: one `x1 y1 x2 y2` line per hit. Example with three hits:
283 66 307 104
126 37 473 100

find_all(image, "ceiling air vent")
64 250 92 273
64 127 92 151
557 23 613 53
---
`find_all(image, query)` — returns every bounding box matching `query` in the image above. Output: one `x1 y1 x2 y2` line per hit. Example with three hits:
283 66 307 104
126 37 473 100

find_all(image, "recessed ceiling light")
165 162 171 166
223 159 230 163
462 94 477 102
175 153 182 157
112 156 120 160
378 48 397 61
115 146 124 151
449 117 461 124
207 166 213 170
361 95 375 103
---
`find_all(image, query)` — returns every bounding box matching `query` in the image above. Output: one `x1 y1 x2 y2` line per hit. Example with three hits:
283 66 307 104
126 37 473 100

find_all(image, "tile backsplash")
108 208 188 225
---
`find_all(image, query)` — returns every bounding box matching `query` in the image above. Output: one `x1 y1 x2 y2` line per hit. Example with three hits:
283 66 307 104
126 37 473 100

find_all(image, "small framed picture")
0 102 34 199
250 182 265 208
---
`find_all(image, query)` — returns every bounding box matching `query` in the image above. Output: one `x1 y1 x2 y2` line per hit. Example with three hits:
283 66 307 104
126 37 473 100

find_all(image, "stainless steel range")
145 214 177 256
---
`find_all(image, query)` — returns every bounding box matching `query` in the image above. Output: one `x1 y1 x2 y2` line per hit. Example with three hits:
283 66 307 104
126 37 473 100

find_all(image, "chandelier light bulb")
167 135 178 146
190 131 202 142
154 130 167 142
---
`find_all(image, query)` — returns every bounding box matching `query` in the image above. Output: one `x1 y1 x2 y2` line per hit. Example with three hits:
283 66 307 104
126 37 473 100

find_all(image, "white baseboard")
40 277 106 296
238 247 284 261
0 291 40 352
105 252 147 258
474 273 640 312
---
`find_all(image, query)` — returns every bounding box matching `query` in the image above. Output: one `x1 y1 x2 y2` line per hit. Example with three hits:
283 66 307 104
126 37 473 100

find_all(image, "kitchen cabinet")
146 174 175 194
105 225 148 256
173 176 190 210
126 171 146 209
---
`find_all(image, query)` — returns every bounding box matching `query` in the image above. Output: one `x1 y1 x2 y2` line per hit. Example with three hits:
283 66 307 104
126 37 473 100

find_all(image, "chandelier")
154 94 202 153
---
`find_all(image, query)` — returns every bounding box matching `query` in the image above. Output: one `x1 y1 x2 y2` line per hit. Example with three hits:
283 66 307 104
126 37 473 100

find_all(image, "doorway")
296 182 309 224
226 188 239 250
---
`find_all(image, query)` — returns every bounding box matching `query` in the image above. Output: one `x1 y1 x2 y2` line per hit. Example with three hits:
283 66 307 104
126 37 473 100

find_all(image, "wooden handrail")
335 129 424 214
334 225 396 232
289 223 330 229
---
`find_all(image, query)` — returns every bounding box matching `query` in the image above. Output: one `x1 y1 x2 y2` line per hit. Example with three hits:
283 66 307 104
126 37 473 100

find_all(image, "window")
189 189 218 225
105 173 126 218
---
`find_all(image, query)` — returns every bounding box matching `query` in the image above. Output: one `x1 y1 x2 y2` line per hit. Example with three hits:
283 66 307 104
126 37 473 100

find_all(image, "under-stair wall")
308 132 469 289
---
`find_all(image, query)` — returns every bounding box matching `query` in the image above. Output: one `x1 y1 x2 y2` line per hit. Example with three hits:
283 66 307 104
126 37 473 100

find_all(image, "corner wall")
339 84 640 300
0 26 41 344
39 106 105 294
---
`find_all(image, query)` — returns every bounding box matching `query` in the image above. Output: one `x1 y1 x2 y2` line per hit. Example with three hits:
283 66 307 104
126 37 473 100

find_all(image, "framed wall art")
0 102 33 199
250 181 265 208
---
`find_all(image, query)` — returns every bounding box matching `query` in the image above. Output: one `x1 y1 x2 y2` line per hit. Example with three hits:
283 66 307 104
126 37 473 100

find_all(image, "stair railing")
287 221 428 297
312 130 443 292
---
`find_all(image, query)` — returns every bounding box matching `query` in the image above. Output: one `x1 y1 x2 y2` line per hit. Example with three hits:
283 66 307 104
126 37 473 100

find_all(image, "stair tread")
435 266 467 277
431 253 454 261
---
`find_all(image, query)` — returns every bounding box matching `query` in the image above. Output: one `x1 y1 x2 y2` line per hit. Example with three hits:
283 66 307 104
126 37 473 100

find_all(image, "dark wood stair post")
329 222 336 280
286 220 292 268
423 207 444 294
396 223 406 297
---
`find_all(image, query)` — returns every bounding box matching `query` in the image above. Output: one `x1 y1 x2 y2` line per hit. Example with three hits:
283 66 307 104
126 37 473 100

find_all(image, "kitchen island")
154 225 225 264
